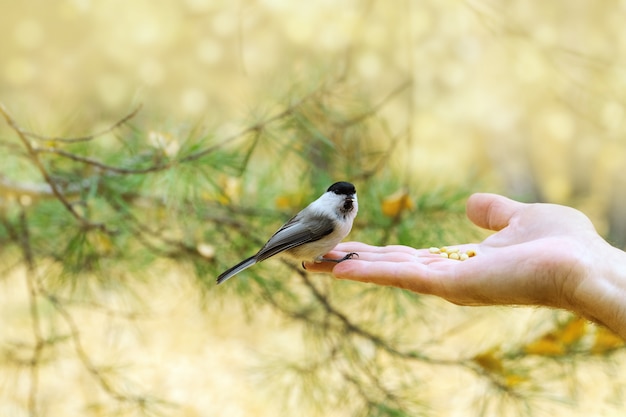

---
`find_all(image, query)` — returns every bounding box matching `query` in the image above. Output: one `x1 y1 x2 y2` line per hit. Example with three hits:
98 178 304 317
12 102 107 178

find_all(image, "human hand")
304 193 626 338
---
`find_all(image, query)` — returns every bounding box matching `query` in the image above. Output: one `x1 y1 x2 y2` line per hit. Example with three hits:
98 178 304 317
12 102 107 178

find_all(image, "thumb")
466 193 524 232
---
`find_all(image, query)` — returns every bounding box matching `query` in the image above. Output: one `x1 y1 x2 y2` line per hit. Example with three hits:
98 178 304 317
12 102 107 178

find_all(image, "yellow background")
2 1 626 415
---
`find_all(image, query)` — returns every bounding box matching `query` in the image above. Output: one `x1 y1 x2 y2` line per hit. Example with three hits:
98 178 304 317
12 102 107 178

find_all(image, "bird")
217 181 358 284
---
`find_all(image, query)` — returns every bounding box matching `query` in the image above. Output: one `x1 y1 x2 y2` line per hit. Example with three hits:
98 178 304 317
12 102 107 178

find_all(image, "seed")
432 245 476 261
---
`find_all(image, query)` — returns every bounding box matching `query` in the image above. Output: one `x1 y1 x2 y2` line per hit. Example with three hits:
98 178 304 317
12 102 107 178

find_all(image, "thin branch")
0 104 107 232
176 91 317 165
9 88 326 185
103 193 202 258
19 104 142 144
13 209 44 417
297 271 454 365
34 147 167 175
263 270 532 404
44 291 170 411
51 296 148 322
336 78 413 128
342 371 403 415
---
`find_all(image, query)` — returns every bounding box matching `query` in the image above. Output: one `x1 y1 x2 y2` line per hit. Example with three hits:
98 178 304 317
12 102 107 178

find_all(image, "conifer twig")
44 291 171 411
17 209 44 417
19 104 142 144
0 104 108 232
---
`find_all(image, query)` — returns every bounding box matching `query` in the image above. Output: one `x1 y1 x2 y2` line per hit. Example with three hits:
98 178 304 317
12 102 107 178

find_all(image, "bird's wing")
255 214 334 262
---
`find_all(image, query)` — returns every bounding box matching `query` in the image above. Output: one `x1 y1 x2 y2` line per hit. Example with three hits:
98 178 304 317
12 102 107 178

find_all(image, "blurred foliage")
1 78 626 417
2 0 626 245
2 0 626 416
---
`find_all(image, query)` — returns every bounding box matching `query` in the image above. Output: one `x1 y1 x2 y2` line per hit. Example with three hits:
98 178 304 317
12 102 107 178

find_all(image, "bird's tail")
216 257 257 284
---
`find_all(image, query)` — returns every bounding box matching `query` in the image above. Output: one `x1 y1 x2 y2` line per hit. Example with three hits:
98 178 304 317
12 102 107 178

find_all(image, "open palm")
305 193 626 338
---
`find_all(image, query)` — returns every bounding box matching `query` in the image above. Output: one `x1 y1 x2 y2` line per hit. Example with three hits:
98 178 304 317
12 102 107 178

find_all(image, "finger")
304 243 481 272
466 193 524 232
331 260 442 294
303 249 419 272
330 251 529 306
303 261 336 273
321 245 428 264
333 242 420 256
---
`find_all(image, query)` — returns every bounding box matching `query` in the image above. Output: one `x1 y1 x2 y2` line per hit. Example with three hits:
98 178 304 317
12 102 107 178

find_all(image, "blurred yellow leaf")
559 316 587 344
216 194 231 205
381 189 413 218
504 374 528 388
219 176 241 204
88 231 114 255
592 327 625 354
524 334 565 356
44 140 58 149
201 176 241 205
274 195 292 210
275 190 306 210
524 317 588 356
472 349 503 374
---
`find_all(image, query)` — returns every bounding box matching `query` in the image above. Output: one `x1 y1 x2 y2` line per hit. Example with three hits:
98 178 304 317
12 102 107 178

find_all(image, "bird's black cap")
327 181 356 195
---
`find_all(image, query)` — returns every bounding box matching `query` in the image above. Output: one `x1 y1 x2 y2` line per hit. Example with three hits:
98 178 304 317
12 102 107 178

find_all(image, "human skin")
304 193 626 339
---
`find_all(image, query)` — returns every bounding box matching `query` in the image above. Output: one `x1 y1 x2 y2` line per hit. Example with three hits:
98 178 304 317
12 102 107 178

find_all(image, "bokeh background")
4 0 626 242
2 0 626 416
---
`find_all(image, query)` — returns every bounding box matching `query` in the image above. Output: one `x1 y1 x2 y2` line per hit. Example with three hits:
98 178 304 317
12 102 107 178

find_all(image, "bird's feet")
335 252 359 262
301 252 359 270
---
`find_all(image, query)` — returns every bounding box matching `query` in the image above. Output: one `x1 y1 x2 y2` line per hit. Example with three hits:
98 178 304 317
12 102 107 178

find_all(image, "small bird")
217 181 359 284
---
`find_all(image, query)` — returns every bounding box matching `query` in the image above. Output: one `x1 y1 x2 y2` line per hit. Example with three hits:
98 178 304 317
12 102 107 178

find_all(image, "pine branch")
16 209 44 417
0 104 109 232
44 291 172 412
18 104 143 144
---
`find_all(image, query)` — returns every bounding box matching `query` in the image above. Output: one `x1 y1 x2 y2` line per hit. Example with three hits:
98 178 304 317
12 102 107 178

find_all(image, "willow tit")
217 181 358 284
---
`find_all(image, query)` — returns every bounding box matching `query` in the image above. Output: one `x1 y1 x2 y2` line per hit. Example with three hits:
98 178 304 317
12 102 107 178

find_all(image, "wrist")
573 241 626 339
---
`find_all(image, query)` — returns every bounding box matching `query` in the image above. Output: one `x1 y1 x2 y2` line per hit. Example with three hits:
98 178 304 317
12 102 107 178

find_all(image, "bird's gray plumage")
254 214 335 262
216 181 357 284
